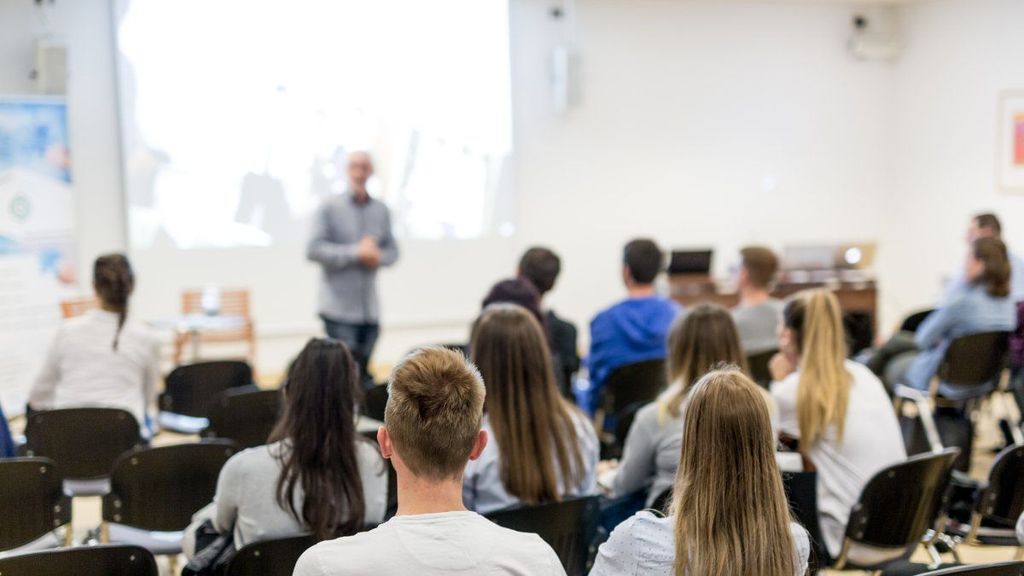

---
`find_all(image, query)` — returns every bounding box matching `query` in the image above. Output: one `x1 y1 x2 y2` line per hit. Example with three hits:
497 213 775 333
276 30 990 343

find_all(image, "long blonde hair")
660 304 748 422
470 304 586 504
782 289 851 449
672 368 796 576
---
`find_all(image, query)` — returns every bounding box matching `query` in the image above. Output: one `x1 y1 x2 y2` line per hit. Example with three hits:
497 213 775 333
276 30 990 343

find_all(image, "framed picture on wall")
998 91 1024 191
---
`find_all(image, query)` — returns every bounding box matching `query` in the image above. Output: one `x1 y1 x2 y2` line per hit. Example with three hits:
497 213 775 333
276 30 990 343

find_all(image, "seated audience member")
586 239 681 412
770 289 906 559
29 254 159 429
941 212 1024 303
591 368 809 576
481 278 546 327
518 247 580 396
732 246 784 355
871 237 1016 393
464 304 598 513
184 339 387 558
608 304 749 505
293 347 567 576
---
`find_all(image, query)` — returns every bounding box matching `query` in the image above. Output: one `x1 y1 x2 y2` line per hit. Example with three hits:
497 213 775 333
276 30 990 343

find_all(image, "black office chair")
363 384 389 423
946 444 1024 546
650 488 672 515
844 311 875 357
0 457 72 552
895 331 1011 463
832 449 960 572
202 387 281 448
224 534 319 576
900 309 936 334
747 348 779 389
599 358 667 459
101 440 237 557
21 407 141 496
485 496 600 576
159 360 254 433
920 562 1024 576
0 544 158 576
782 471 831 573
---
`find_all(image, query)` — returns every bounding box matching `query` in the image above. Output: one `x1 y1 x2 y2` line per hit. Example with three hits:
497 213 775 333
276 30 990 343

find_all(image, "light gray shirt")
307 193 399 324
464 409 600 514
731 299 784 355
293 511 567 576
589 511 809 576
209 441 388 550
611 400 683 507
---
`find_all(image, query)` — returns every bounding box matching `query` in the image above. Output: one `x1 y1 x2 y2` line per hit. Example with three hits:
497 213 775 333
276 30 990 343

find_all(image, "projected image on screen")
114 0 513 249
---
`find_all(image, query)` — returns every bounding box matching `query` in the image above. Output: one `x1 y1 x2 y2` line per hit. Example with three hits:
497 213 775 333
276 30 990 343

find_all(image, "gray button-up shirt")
307 193 399 324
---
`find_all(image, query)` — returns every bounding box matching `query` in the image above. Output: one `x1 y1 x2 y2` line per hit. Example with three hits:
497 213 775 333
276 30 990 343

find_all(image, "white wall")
3 0 1021 377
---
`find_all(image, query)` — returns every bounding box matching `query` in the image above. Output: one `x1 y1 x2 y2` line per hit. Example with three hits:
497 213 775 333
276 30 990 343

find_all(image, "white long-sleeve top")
29 309 161 426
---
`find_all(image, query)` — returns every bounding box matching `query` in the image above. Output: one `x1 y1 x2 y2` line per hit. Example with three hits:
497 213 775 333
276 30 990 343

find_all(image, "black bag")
182 519 236 576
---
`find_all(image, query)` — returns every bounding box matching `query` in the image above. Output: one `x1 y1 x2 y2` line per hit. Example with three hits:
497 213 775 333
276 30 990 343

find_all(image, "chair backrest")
103 440 237 532
161 360 254 417
602 358 667 415
937 331 1010 387
843 311 875 356
0 458 71 551
224 534 319 576
23 408 141 480
484 496 600 576
844 450 959 555
60 297 97 319
1010 300 1024 369
747 349 779 389
363 384 389 423
921 562 1024 576
0 544 158 575
182 288 251 317
782 471 831 569
202 387 281 449
900 309 935 334
975 444 1024 527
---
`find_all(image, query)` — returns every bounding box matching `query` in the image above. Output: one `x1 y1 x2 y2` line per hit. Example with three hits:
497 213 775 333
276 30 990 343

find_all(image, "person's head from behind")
966 236 1011 298
967 212 1002 243
347 150 374 194
481 278 545 327
470 304 583 504
518 247 562 298
738 246 779 292
663 304 748 418
270 338 366 540
672 368 795 575
622 238 663 289
93 253 135 350
780 289 851 450
380 346 487 484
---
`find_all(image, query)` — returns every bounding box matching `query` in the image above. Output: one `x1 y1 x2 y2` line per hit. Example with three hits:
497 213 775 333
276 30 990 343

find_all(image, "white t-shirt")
771 360 906 557
292 511 567 576
590 510 809 576
29 309 161 426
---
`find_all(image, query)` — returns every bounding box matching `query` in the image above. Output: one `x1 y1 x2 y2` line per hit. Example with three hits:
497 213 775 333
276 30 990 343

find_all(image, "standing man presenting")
307 151 399 386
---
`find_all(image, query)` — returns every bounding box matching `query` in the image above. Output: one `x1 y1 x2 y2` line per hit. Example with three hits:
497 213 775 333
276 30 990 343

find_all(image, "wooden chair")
60 297 97 319
173 288 256 364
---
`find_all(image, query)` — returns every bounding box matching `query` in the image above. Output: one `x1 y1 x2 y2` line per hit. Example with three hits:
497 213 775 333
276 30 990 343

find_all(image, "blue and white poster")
0 97 76 412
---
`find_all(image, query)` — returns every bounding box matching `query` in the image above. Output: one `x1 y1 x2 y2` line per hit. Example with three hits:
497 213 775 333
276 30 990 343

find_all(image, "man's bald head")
347 151 374 196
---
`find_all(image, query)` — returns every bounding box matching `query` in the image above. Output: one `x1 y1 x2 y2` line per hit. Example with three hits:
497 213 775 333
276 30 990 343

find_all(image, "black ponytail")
93 254 135 351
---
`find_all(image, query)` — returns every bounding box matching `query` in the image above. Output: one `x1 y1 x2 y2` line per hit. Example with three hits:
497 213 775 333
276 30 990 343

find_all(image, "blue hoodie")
584 295 681 413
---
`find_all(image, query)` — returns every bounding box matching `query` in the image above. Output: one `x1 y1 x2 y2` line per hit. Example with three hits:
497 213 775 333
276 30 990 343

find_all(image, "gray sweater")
307 194 399 324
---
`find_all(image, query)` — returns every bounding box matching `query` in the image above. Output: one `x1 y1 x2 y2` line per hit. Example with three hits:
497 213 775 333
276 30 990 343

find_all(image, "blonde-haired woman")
464 304 599 513
769 289 905 559
591 368 809 575
608 304 749 505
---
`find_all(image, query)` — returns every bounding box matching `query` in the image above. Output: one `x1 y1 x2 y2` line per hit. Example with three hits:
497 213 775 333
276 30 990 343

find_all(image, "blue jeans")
322 318 379 388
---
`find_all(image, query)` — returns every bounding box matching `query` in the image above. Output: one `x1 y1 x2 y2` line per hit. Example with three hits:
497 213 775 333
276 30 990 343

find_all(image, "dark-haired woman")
879 237 1016 394
29 254 159 429
185 339 386 557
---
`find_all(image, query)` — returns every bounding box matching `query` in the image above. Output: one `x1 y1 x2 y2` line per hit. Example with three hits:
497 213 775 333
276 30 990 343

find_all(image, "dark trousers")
323 318 380 388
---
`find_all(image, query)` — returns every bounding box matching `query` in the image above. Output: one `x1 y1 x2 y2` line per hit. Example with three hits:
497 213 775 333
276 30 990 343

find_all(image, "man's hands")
357 235 381 268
